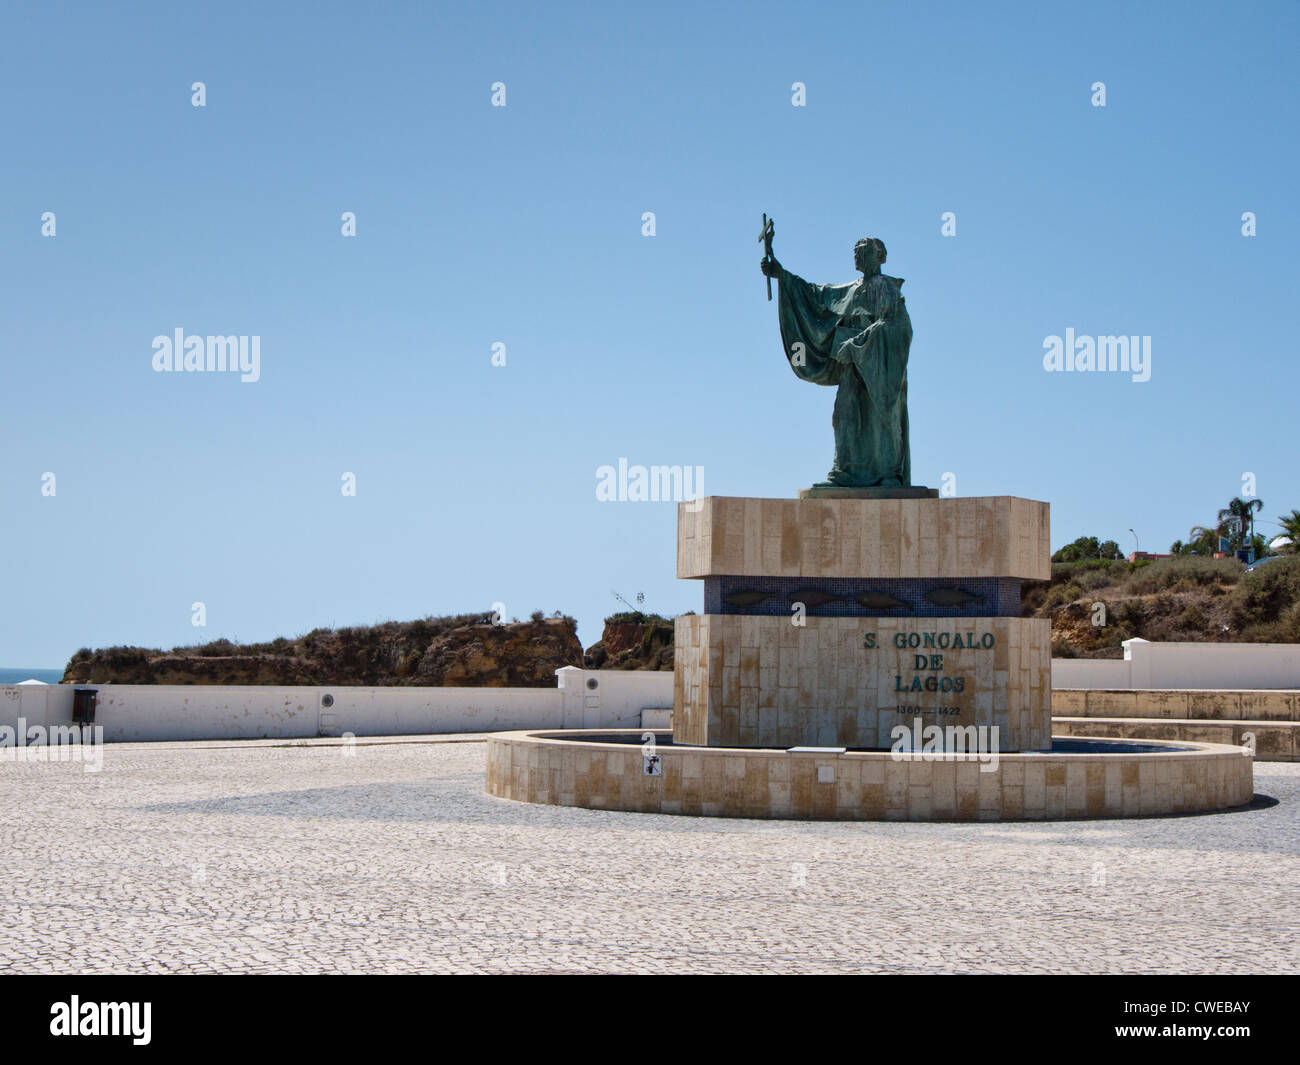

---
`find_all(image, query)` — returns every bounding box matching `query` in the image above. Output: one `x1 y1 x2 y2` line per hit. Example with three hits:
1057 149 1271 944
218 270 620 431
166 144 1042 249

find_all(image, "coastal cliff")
62 613 585 686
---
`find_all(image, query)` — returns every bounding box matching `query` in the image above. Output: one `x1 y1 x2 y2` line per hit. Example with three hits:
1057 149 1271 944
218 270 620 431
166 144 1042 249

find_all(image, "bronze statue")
762 230 914 489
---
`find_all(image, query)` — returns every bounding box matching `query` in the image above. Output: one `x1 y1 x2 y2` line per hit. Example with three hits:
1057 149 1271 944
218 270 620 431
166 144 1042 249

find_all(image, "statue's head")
854 237 886 273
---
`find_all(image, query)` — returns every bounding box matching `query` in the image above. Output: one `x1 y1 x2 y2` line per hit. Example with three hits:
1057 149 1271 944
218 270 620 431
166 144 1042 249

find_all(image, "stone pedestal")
673 495 1052 752
491 491 1252 823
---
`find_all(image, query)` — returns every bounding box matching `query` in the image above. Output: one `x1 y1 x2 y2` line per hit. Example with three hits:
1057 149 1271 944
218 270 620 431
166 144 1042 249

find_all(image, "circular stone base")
485 730 1254 821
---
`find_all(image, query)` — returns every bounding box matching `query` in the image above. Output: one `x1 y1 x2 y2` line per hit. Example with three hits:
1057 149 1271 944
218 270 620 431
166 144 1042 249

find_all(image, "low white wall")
1 684 74 737
1051 658 1133 690
557 666 673 729
0 668 676 744
1052 638 1300 691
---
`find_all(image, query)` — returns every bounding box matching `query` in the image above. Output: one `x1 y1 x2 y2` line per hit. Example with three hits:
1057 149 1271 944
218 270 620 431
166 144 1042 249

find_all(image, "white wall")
1052 638 1300 690
0 668 676 743
557 666 672 729
0 683 73 736
1051 658 1133 690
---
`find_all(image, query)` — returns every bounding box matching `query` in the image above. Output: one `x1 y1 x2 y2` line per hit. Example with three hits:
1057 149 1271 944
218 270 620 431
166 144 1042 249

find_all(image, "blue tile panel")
704 575 1022 618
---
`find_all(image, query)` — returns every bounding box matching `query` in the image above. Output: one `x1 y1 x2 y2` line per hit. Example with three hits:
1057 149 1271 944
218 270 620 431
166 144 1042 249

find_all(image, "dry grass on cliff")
1024 555 1300 657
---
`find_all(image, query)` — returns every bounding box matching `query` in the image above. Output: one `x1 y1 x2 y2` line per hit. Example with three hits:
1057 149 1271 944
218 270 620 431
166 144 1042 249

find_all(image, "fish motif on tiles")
722 589 772 609
923 587 984 608
790 588 843 609
853 591 911 611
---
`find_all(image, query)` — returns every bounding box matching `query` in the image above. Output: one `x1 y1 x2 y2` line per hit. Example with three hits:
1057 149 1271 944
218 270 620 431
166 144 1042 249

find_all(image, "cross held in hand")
759 213 775 300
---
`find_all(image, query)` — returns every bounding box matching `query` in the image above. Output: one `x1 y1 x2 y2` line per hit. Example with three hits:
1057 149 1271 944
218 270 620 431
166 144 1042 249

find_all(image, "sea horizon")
0 668 64 685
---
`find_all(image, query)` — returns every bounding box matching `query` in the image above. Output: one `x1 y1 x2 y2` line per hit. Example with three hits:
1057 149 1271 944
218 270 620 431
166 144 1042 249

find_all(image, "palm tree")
1187 525 1218 555
1217 497 1264 551
1274 509 1300 553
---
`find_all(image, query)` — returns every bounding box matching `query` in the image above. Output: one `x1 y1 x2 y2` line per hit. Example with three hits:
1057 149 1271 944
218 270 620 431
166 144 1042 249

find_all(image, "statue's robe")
776 267 913 488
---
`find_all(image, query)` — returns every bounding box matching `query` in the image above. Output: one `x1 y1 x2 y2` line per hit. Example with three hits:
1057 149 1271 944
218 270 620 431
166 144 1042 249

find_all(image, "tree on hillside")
1180 498 1268 556
1052 535 1124 563
1218 496 1265 552
1184 525 1219 555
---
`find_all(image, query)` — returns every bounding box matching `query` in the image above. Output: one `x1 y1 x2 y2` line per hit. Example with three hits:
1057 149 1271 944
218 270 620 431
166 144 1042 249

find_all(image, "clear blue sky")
2 0 1296 667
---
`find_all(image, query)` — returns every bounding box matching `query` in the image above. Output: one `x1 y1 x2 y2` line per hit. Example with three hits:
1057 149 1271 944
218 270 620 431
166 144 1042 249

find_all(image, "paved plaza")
1 736 1297 974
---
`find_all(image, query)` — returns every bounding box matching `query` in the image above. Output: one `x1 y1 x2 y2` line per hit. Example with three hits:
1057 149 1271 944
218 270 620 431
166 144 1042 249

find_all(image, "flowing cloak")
776 266 913 488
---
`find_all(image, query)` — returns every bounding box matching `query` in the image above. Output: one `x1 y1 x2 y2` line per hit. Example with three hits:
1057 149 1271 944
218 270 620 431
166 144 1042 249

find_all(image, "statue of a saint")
762 237 914 489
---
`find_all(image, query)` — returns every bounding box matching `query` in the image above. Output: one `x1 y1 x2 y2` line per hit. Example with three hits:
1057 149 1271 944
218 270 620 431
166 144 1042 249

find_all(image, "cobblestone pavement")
1 737 1296 974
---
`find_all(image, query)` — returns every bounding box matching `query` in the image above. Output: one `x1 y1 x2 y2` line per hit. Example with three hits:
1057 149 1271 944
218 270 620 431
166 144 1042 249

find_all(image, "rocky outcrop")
62 614 584 686
583 613 675 670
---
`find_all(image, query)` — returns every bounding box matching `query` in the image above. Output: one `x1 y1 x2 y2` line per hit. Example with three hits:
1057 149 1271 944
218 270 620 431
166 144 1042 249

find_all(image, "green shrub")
1051 558 1122 579
605 611 674 626
1036 582 1084 616
1229 557 1300 635
1281 601 1300 641
1020 580 1048 616
1076 568 1116 592
1116 599 1147 631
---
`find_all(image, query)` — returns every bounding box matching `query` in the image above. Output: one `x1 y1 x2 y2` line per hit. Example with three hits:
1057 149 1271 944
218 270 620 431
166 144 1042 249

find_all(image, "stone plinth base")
485 731 1255 821
673 614 1050 751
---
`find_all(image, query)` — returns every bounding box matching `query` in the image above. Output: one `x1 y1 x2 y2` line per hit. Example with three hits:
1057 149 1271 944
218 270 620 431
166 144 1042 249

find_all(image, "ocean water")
0 668 64 685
